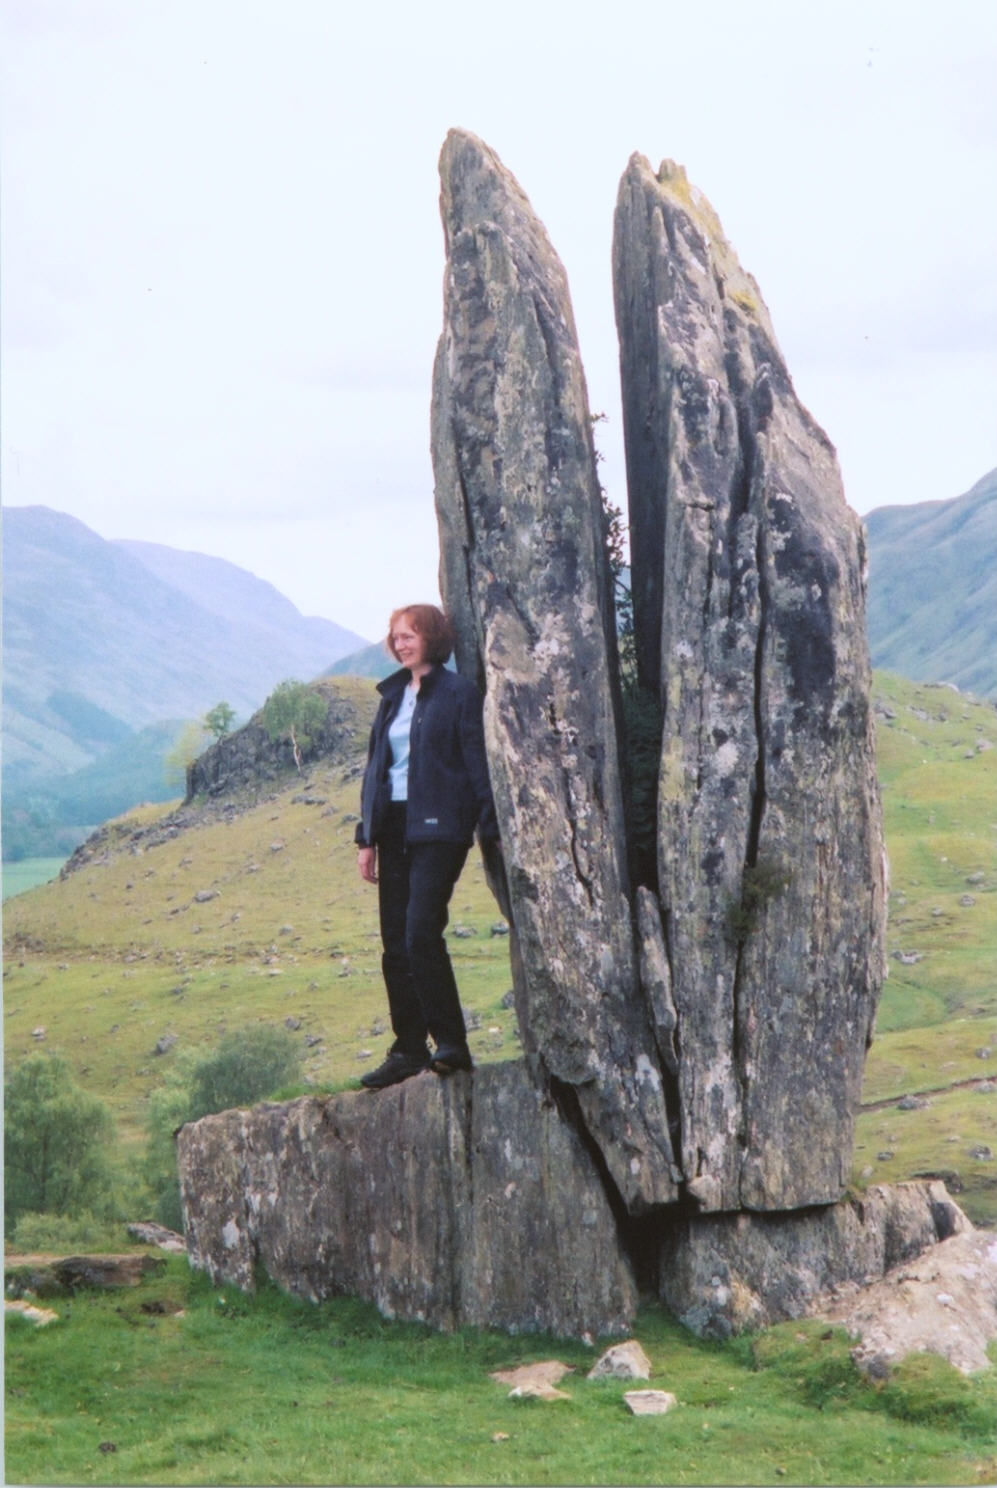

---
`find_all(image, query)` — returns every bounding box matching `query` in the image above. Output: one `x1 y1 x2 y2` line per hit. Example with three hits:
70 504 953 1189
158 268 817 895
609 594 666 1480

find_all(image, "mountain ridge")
863 468 996 698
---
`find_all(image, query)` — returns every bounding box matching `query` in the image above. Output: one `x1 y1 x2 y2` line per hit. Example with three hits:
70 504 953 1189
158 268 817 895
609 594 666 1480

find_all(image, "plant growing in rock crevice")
602 482 662 891
725 857 792 944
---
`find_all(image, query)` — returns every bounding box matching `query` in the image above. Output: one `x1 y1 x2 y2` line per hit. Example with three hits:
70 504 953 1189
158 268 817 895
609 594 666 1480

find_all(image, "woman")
355 604 498 1090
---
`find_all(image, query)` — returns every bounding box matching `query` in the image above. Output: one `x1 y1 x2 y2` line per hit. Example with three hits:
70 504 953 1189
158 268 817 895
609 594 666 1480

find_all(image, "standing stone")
614 155 886 1211
432 129 679 1210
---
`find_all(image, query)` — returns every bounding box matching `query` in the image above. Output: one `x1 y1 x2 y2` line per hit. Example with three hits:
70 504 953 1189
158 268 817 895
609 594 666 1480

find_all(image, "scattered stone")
624 1390 677 1416
193 889 218 903
491 1361 574 1389
893 950 924 965
270 841 285 853
452 926 475 938
896 1095 928 1111
931 908 944 918
969 1146 993 1161
977 1047 993 1060
356 1049 373 1061
976 1081 997 1094
959 895 977 908
876 1151 894 1161
284 1017 302 1031
98 1442 117 1454
966 871 986 885
4 1299 58 1327
31 1027 46 1041
490 922 510 937
153 1033 178 1056
509 1383 571 1401
491 1432 510 1442
587 1340 652 1381
304 1034 322 1048
500 990 516 1009
126 1222 186 1252
279 925 294 936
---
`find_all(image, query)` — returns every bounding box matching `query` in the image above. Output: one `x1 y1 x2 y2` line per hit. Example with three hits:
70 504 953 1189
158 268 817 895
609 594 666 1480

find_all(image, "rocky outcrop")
431 128 678 1211
613 155 887 1211
178 1061 637 1338
659 1180 971 1338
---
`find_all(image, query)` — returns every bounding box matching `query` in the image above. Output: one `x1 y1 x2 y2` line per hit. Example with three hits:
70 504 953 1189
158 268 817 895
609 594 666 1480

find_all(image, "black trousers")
377 803 470 1054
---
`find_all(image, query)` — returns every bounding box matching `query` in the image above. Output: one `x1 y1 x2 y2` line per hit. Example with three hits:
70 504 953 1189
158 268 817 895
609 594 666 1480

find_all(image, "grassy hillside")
3 672 995 1221
865 469 996 698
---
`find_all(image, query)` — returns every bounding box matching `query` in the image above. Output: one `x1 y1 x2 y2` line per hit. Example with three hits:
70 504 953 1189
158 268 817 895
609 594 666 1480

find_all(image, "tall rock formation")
614 156 887 1210
431 129 679 1210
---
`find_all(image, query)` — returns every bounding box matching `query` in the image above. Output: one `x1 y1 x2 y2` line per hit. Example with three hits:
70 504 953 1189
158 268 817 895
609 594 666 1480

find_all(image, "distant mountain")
324 641 395 680
1 507 369 853
864 470 996 698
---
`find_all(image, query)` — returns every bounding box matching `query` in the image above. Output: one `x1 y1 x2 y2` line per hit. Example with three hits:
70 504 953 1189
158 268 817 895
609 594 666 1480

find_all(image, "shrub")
144 1025 304 1231
4 1054 118 1235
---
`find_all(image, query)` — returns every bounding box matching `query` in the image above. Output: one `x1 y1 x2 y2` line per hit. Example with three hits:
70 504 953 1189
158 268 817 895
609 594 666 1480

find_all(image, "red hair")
386 605 455 666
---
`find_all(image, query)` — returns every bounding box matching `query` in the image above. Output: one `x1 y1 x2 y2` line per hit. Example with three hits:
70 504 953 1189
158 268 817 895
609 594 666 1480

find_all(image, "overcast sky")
3 0 995 641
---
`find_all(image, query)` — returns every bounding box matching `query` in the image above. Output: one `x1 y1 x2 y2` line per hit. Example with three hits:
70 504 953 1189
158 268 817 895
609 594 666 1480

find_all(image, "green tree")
163 720 212 790
204 701 236 739
4 1054 117 1235
144 1025 303 1230
261 680 327 772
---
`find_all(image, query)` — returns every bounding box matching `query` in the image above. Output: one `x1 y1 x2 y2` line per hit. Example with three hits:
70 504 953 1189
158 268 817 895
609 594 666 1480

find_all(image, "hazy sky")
3 0 995 640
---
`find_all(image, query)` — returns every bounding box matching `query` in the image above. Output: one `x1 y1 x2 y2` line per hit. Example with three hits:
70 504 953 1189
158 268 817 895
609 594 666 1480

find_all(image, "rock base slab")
178 1062 637 1339
660 1181 971 1338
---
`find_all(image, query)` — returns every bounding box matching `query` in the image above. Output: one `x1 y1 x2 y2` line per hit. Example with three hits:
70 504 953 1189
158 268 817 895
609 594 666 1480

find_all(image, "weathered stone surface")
178 1060 637 1338
660 1181 970 1338
614 154 887 1211
822 1229 997 1376
588 1340 652 1380
624 1390 678 1415
432 128 678 1211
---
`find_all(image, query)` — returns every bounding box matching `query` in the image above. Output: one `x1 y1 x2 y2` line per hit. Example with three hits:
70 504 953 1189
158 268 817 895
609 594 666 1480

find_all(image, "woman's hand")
357 846 378 884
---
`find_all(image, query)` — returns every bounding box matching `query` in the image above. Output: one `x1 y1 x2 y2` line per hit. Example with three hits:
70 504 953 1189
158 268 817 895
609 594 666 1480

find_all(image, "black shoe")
360 1049 431 1090
430 1044 473 1076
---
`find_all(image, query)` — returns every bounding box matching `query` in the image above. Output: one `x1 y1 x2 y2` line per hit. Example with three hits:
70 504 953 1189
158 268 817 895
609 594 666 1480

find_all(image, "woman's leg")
376 805 430 1055
404 839 470 1053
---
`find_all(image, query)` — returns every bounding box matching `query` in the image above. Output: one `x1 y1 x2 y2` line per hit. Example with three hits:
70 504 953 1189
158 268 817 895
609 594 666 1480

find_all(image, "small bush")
9 1210 130 1254
144 1025 304 1231
4 1054 118 1236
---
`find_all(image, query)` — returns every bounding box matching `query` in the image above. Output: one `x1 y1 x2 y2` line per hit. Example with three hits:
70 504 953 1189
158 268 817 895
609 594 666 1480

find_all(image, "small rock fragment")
624 1390 677 1416
588 1339 652 1380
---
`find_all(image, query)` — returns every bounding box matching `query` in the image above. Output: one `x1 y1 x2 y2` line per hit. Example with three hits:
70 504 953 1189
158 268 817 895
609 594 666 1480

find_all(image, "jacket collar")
376 663 444 698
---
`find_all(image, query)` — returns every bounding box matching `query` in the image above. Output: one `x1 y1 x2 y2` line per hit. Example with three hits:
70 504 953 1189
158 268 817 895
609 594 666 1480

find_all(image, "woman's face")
391 618 428 670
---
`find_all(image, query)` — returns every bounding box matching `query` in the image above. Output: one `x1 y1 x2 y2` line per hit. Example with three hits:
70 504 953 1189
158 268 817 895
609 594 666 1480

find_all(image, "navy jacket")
356 665 498 848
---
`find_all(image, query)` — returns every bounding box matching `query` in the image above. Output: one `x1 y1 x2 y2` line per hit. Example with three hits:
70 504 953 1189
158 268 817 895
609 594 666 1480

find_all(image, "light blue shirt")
388 685 417 800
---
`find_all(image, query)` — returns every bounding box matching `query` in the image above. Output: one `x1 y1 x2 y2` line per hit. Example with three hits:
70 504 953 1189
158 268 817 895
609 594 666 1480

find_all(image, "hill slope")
4 672 995 1224
864 469 996 697
2 505 368 808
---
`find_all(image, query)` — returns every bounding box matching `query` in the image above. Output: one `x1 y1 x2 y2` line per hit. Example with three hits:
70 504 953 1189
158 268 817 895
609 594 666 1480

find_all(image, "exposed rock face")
660 1181 969 1338
431 129 679 1211
824 1228 997 1377
613 155 887 1211
178 1061 637 1338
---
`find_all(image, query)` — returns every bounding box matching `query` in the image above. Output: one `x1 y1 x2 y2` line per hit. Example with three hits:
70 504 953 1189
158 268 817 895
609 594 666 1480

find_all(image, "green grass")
5 1259 995 1486
851 674 997 1223
3 671 997 1485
